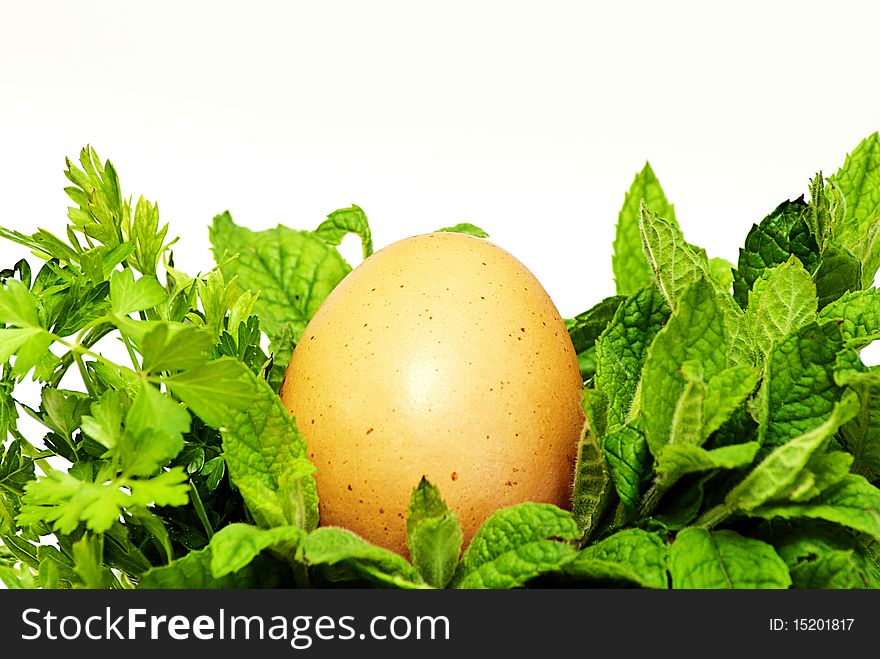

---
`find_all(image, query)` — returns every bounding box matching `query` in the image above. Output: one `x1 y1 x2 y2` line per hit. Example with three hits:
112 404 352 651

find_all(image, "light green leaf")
301 527 426 589
708 257 735 292
406 477 462 588
0 279 41 328
790 550 872 589
745 256 818 365
655 442 759 484
750 475 880 540
641 280 729 456
639 204 712 310
761 520 880 589
314 205 374 259
668 528 791 589
830 132 880 287
122 381 189 477
613 163 676 296
435 223 489 238
17 467 189 534
64 147 124 247
451 504 579 589
819 288 880 346
756 320 845 450
208 523 304 578
723 393 859 513
109 269 166 316
595 284 669 431
565 529 668 589
219 370 318 531
209 212 350 341
702 365 759 438
140 323 212 373
834 368 880 479
163 358 256 428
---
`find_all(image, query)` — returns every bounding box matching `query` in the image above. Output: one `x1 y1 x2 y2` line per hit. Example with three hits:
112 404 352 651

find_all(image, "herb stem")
636 479 668 520
189 481 214 540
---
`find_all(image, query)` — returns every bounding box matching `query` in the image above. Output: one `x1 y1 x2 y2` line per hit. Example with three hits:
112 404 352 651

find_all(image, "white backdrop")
2 0 879 317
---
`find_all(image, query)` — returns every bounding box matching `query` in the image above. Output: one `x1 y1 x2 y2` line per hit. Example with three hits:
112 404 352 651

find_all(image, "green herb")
2 136 880 590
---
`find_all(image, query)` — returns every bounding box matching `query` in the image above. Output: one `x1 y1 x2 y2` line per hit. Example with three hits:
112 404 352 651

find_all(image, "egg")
279 232 584 556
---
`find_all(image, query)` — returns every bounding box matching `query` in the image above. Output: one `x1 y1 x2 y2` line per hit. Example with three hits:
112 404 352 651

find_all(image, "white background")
2 0 879 315
1 0 880 590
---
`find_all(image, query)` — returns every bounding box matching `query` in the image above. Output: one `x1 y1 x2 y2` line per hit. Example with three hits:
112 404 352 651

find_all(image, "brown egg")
280 232 584 556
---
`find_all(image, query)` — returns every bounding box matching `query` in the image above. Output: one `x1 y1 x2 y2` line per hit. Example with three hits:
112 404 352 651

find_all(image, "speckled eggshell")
280 232 584 556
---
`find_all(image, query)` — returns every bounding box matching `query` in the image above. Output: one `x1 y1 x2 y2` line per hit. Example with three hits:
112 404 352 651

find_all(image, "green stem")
636 478 670 521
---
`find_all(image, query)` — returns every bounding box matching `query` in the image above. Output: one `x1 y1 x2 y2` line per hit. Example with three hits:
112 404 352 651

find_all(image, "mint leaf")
745 256 818 365
790 550 873 588
595 284 669 431
835 368 880 479
572 417 612 536
641 280 729 456
708 257 735 292
613 163 676 295
813 243 861 308
140 547 288 588
208 523 304 578
564 529 668 589
750 475 880 540
602 424 651 515
733 198 819 308
406 478 462 588
435 223 489 238
655 442 759 485
761 520 879 589
301 527 426 589
720 393 859 514
668 528 791 589
639 205 713 311
451 504 579 589
830 133 880 287
219 370 318 531
756 320 845 450
819 288 880 346
80 390 127 450
566 295 625 382
164 358 256 428
209 212 350 341
109 269 165 316
0 327 45 364
314 205 373 260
